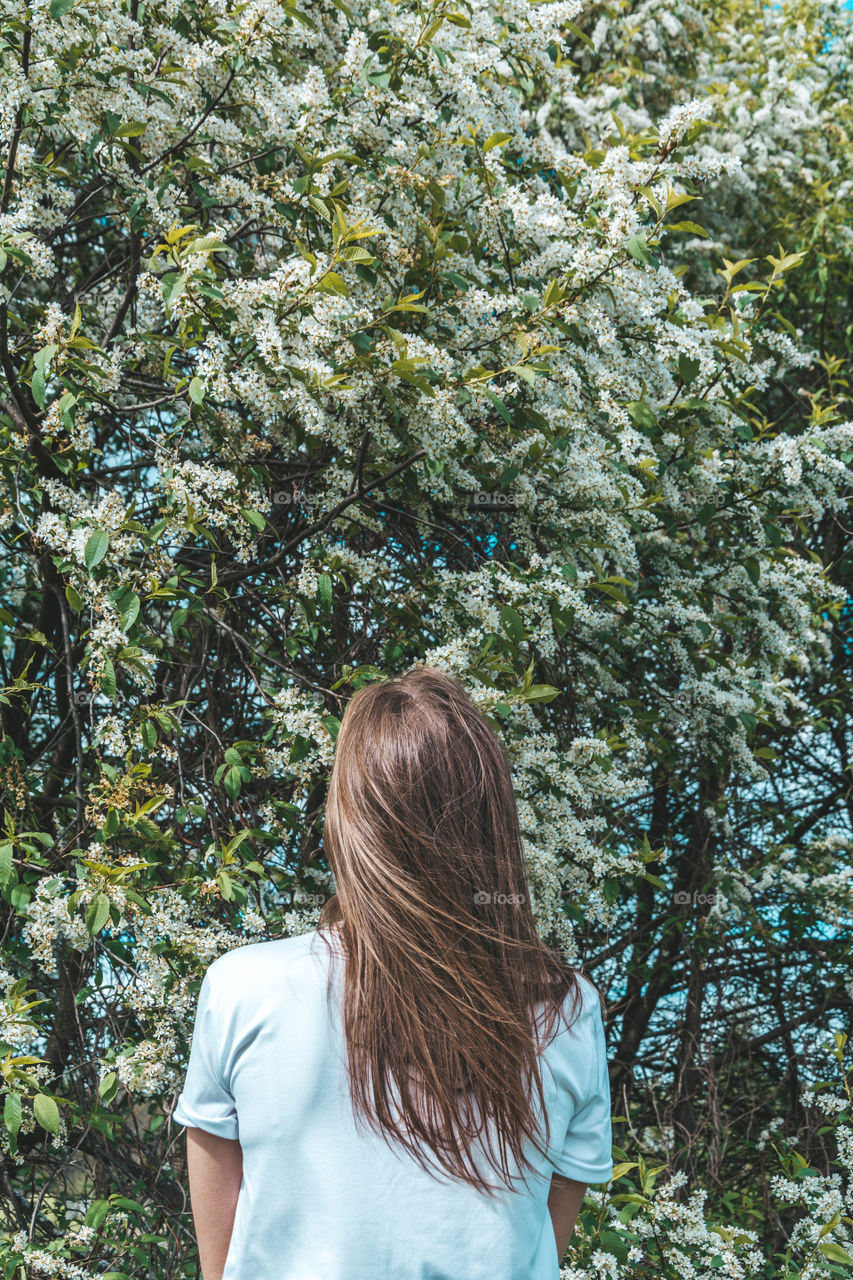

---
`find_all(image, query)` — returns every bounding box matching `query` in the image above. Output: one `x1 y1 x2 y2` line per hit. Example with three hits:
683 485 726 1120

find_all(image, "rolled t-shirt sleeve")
552 979 613 1184
172 967 239 1140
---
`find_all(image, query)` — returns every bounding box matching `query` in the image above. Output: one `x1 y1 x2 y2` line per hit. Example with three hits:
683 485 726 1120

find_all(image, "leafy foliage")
0 0 850 1273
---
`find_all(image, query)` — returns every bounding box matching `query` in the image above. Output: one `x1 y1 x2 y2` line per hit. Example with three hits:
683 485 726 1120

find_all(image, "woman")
172 666 612 1279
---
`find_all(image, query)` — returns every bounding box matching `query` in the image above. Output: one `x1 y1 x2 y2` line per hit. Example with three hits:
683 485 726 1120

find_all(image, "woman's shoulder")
203 929 327 990
541 971 605 1052
570 971 606 1022
539 972 608 1101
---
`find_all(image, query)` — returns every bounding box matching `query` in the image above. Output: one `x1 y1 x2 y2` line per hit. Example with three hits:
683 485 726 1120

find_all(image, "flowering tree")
0 0 851 1273
565 1033 853 1280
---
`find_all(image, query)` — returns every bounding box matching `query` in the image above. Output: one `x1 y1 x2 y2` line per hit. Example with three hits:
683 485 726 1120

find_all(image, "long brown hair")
317 665 582 1195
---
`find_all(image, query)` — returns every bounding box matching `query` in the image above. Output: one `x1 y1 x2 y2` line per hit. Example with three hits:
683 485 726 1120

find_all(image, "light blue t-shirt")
172 928 612 1280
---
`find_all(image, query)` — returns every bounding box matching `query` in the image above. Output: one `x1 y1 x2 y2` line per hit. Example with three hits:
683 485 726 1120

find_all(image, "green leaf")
551 602 574 639
677 355 701 385
523 684 561 703
49 0 74 16
115 121 147 138
315 271 349 297
565 18 595 48
317 573 333 612
591 581 630 606
21 830 54 848
65 584 85 611
119 594 140 630
500 606 525 645
339 245 374 263
124 888 152 915
112 1196 146 1212
744 557 760 585
662 220 709 237
85 892 112 936
626 401 657 431
0 842 13 886
84 529 109 570
241 508 266 532
188 377 205 404
184 236 227 255
819 1243 853 1265
625 233 651 266
4 1091 21 1138
483 132 513 153
484 389 512 425
31 369 47 409
85 1200 111 1230
10 883 30 910
33 1093 60 1135
162 272 187 306
98 1071 119 1102
321 714 341 741
390 291 428 314
99 659 116 698
224 766 243 800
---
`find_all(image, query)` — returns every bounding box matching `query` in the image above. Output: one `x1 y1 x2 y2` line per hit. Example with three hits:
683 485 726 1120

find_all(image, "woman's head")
318 665 581 1194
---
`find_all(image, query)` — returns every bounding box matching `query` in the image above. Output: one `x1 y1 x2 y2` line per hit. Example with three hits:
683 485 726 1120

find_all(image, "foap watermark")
673 890 718 907
272 490 333 518
467 492 521 511
473 890 526 906
666 690 696 710
72 688 129 707
288 889 327 908
680 489 731 512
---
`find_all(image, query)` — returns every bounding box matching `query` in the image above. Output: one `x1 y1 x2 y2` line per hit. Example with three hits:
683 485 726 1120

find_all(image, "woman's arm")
547 1173 587 1262
185 1127 243 1280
